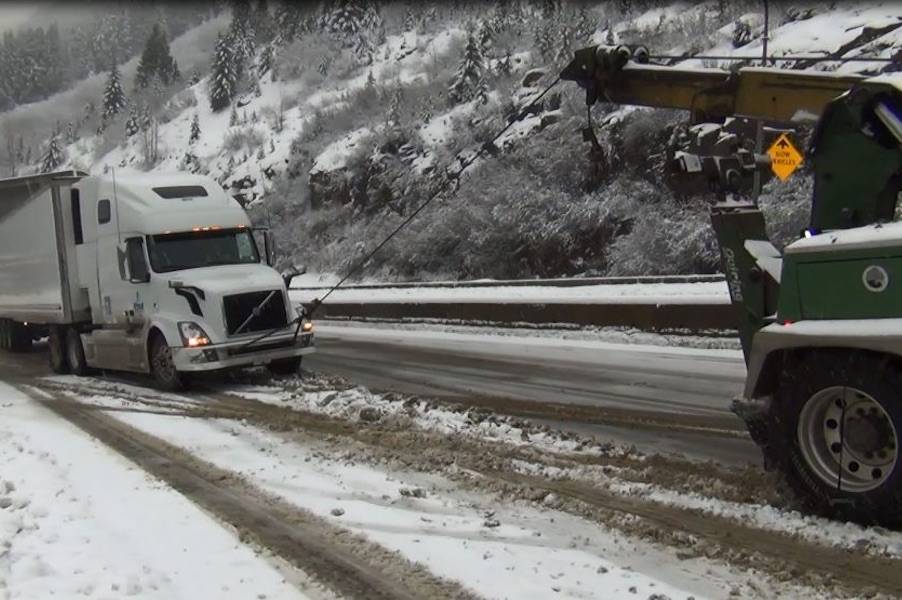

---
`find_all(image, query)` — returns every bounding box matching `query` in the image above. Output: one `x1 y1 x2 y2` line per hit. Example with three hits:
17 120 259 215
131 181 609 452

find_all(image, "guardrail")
292 273 726 291
294 275 735 331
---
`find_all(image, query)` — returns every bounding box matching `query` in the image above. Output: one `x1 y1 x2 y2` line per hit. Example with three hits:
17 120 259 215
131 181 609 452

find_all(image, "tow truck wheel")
48 327 69 374
66 329 89 376
149 333 185 392
775 351 902 527
268 357 302 377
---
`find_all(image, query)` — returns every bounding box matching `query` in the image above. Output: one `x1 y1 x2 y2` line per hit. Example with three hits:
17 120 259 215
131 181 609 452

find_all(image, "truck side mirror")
262 230 275 267
126 238 150 284
280 264 306 288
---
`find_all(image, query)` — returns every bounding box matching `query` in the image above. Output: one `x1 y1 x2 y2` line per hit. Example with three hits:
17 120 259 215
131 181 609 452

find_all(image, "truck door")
91 199 149 371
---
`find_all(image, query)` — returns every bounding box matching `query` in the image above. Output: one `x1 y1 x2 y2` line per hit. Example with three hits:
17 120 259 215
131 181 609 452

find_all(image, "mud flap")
731 395 781 471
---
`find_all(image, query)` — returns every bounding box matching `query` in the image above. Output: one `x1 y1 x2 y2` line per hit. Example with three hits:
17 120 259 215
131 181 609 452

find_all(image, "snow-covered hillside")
2 1 901 281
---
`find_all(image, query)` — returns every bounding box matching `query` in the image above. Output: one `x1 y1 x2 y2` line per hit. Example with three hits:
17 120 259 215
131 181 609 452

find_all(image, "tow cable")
304 74 564 317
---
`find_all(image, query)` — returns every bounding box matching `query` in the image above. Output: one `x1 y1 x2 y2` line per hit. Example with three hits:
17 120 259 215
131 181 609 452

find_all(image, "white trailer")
0 171 314 389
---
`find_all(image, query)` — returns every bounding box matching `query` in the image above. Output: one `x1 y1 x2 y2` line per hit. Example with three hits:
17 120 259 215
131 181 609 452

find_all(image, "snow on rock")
311 127 373 175
0 381 309 600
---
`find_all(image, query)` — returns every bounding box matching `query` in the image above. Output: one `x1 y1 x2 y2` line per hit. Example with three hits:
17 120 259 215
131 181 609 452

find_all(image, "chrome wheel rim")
153 343 177 383
798 386 898 493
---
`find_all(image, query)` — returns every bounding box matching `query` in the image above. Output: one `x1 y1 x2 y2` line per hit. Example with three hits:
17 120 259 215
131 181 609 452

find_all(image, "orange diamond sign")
767 133 803 181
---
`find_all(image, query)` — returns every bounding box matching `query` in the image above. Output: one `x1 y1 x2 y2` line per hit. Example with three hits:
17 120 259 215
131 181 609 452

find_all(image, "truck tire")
66 329 89 376
268 357 302 377
774 350 902 527
9 321 31 352
48 327 70 374
0 319 9 351
149 333 185 392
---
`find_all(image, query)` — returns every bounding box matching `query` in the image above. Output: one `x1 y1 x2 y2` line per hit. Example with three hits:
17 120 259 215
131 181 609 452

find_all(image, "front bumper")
171 331 315 372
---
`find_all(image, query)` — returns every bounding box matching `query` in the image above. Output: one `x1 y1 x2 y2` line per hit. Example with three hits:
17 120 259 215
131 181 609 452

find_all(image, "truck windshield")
146 228 260 273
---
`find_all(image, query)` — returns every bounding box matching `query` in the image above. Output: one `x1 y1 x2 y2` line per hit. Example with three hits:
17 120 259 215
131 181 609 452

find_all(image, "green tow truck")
562 45 902 525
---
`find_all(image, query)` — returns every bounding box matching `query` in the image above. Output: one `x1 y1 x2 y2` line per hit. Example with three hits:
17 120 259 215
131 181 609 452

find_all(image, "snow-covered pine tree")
475 76 489 105
478 19 493 59
403 8 415 32
317 55 329 78
229 104 239 126
448 29 484 106
40 135 64 173
125 106 140 137
274 3 305 44
497 49 513 76
387 87 403 127
102 62 127 121
252 0 274 45
65 122 76 144
365 70 376 89
605 24 616 45
189 113 200 144
135 23 179 88
230 1 256 80
209 32 236 111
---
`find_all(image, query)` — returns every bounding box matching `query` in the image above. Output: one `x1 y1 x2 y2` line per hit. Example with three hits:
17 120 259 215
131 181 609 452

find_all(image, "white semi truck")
0 170 314 390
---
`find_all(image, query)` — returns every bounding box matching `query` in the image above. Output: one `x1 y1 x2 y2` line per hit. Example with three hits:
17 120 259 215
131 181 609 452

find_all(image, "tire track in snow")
21 385 477 600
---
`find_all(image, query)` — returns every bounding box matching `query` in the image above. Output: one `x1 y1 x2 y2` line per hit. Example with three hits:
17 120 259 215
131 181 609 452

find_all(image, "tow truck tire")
66 329 89 376
48 327 70 374
268 357 302 377
149 333 185 392
774 350 902 527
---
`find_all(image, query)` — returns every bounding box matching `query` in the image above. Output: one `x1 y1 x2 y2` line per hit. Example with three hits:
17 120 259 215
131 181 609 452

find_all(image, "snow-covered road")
2 347 902 599
307 322 756 464
0 381 315 600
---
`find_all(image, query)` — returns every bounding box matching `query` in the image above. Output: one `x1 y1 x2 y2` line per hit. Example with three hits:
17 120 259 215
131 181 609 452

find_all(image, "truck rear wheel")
149 333 185 392
774 351 902 527
1 319 31 352
48 327 69 374
66 329 89 376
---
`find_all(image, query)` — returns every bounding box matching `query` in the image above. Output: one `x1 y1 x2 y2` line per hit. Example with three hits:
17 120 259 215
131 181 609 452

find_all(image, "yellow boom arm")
560 45 865 123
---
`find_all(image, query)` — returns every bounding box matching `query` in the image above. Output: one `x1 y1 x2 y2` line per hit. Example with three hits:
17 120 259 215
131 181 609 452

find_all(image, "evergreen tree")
252 0 274 45
40 135 64 173
135 23 179 88
497 50 513 76
478 19 493 59
189 113 200 144
229 104 239 126
403 8 415 32
65 122 76 144
102 62 127 121
323 0 381 62
125 106 140 137
448 29 484 106
209 32 237 111
274 3 306 44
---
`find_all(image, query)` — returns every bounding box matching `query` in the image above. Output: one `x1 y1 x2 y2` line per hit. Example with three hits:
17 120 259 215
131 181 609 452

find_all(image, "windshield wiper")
233 290 277 336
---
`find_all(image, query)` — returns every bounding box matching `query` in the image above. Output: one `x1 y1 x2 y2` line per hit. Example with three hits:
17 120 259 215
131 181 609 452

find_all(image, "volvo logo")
862 265 889 293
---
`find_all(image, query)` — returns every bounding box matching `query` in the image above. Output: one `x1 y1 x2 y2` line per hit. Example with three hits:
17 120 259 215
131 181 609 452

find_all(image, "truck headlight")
178 322 211 347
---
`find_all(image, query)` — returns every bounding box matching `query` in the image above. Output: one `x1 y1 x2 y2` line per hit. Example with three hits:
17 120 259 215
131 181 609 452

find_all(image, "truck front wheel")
775 351 902 527
66 329 89 376
149 333 185 392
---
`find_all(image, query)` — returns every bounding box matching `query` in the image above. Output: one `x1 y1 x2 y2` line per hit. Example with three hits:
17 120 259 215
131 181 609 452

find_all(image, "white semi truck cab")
0 170 314 389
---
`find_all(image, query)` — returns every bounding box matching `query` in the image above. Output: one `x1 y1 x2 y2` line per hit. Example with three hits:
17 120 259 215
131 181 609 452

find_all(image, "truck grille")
223 290 288 336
